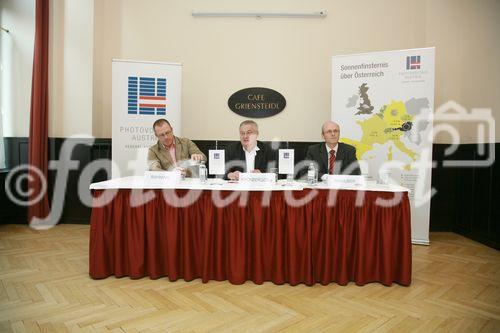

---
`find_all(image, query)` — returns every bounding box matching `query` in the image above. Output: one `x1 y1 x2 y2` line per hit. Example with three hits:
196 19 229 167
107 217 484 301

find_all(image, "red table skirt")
89 189 411 286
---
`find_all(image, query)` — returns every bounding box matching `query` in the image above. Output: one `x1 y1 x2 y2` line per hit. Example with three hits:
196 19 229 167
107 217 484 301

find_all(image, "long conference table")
89 177 412 286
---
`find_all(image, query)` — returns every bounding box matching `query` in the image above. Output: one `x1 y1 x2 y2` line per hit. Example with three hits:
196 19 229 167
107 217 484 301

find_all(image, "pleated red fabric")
89 189 412 286
28 0 50 222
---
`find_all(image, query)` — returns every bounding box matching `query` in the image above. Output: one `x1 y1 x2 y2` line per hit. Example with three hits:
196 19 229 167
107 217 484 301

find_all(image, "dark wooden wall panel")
1 137 498 250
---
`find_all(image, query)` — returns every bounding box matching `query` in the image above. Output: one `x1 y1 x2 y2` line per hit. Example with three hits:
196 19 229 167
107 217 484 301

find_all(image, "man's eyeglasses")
323 129 340 135
158 130 173 138
240 130 255 136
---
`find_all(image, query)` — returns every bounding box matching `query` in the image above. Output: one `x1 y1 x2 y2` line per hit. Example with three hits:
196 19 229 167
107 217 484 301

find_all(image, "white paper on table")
209 150 225 175
144 171 182 186
278 149 294 175
325 175 365 188
239 172 276 184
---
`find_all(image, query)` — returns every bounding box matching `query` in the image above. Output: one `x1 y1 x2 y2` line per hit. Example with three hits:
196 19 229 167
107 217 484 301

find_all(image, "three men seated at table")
147 118 360 179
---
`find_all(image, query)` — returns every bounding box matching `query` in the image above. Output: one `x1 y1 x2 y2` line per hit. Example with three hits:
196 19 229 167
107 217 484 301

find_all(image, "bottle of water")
199 161 207 183
307 163 316 185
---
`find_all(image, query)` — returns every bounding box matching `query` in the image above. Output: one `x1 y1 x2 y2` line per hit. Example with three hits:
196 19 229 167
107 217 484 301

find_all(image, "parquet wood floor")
0 224 498 332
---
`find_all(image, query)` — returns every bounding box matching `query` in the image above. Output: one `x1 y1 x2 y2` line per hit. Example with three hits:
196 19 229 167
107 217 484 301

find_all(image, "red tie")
329 150 336 175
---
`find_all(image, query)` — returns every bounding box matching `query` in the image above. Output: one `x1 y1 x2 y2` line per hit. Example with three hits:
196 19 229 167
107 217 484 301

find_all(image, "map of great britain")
342 83 430 170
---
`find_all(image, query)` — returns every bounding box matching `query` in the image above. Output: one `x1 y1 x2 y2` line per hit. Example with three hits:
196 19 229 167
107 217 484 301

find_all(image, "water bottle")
379 170 390 185
199 161 207 183
307 163 316 185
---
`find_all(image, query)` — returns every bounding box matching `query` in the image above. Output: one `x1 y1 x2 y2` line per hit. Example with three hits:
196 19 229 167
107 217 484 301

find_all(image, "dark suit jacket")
303 142 361 178
224 141 277 179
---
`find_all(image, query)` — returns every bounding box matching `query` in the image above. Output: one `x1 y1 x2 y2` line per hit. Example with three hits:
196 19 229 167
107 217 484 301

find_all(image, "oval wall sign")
228 87 286 118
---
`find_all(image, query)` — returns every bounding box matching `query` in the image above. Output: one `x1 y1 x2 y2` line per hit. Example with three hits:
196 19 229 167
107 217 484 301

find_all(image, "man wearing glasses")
305 120 361 178
225 120 276 180
147 118 206 176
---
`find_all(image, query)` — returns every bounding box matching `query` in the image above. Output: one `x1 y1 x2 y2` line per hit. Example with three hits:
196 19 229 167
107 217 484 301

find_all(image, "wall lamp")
191 10 327 19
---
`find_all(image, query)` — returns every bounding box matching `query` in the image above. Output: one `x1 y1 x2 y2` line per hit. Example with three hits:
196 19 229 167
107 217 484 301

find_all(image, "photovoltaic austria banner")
112 59 182 177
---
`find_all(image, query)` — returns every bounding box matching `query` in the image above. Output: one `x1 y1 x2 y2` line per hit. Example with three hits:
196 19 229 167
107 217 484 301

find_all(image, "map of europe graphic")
342 83 430 170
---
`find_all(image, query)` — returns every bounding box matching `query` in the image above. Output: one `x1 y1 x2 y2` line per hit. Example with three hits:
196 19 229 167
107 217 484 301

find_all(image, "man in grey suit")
304 121 361 179
147 119 206 177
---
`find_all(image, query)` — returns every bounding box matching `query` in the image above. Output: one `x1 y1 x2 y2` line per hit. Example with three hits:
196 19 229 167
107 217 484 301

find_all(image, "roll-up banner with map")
332 48 435 245
112 60 182 178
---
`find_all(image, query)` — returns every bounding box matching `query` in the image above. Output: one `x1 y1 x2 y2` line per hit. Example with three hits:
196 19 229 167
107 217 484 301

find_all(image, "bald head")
321 121 340 148
321 121 340 133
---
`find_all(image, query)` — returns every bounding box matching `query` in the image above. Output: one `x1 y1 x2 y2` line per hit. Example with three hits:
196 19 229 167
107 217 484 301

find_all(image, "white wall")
1 0 499 143
0 0 94 138
0 0 34 137
92 0 500 143
426 0 500 143
49 0 94 137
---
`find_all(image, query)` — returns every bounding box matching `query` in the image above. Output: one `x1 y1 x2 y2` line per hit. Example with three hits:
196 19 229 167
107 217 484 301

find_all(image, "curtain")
28 0 50 222
89 189 412 286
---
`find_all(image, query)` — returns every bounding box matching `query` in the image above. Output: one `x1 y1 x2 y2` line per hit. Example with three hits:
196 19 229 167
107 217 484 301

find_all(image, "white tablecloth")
90 176 409 192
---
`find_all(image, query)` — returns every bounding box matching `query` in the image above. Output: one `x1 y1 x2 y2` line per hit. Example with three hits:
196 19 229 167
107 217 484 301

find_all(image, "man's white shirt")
244 145 260 172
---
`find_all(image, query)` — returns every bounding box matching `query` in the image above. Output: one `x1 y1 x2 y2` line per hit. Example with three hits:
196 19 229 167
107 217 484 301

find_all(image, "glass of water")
269 167 279 183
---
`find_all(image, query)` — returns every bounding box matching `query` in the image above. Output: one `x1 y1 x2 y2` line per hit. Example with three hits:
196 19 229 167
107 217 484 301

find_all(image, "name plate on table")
209 149 225 175
326 175 365 188
278 149 294 175
144 171 182 186
239 172 276 184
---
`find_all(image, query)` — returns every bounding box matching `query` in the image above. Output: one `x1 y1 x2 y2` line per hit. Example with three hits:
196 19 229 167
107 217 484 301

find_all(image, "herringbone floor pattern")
0 224 498 332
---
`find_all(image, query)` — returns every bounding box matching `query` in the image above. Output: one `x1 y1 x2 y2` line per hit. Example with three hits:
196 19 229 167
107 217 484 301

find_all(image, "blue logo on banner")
406 56 421 70
128 76 166 115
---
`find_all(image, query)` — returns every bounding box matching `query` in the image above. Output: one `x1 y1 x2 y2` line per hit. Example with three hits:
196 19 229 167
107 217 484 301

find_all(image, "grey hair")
239 120 259 132
321 120 340 133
